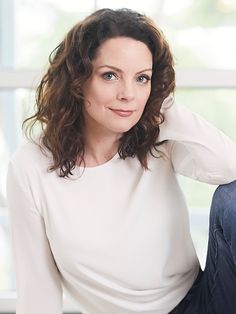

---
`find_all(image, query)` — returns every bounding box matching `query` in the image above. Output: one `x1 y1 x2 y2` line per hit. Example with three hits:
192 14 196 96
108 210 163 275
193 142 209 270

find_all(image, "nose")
117 81 135 102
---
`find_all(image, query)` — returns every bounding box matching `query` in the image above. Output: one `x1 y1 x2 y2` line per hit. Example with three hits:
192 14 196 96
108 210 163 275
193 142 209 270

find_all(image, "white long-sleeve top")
6 97 236 314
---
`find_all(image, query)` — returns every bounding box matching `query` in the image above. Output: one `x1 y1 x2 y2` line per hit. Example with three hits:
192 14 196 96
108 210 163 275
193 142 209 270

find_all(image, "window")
1 0 236 312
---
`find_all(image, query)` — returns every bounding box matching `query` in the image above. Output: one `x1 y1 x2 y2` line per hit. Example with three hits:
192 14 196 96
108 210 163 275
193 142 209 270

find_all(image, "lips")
110 108 134 117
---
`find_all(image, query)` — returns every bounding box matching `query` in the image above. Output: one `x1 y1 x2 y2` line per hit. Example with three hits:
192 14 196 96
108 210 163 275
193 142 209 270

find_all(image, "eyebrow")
97 65 152 74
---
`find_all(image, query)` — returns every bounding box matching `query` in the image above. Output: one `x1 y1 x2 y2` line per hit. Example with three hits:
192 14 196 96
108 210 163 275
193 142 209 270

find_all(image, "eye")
137 74 151 84
102 72 117 81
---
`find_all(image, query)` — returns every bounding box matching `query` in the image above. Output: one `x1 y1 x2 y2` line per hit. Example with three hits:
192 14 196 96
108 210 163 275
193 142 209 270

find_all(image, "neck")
82 129 122 167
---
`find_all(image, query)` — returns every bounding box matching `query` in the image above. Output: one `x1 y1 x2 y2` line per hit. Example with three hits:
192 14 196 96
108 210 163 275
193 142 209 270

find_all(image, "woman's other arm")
6 162 62 314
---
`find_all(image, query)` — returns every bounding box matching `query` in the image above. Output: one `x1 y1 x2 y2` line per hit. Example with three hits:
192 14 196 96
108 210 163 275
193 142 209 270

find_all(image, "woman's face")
82 37 153 138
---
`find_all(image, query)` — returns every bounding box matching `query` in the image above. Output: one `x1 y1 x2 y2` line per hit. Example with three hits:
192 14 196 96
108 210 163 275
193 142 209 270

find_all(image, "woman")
7 8 236 314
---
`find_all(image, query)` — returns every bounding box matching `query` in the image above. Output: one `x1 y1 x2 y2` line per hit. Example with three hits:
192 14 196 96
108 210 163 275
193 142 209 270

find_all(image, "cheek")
138 88 151 110
89 88 115 111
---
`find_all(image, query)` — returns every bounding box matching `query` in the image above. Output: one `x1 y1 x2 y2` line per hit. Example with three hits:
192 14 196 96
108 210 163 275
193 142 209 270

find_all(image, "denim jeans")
169 180 236 314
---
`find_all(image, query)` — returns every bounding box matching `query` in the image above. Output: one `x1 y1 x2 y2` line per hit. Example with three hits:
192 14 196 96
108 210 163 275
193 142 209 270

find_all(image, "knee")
213 180 236 207
211 180 236 229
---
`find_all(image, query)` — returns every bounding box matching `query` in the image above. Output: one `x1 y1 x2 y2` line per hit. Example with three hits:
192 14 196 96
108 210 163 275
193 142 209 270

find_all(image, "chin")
112 124 136 134
113 120 139 132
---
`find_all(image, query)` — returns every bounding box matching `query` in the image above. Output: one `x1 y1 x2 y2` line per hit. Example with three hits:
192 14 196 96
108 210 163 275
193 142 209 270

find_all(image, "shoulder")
9 137 52 177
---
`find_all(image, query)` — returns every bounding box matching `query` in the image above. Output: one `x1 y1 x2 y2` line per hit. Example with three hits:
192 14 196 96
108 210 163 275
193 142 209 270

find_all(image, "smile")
110 109 134 117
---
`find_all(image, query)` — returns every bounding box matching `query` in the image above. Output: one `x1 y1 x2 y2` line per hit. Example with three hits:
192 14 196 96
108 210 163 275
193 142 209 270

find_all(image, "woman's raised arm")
159 97 236 184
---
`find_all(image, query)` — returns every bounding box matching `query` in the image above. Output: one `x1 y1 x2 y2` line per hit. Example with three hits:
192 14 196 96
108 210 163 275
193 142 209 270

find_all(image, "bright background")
0 0 236 313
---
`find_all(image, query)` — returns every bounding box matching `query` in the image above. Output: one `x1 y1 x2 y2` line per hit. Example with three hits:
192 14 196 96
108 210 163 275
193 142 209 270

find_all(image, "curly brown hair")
23 8 175 177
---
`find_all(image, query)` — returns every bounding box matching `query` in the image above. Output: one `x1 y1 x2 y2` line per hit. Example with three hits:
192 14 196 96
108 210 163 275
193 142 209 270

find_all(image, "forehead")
93 37 153 69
